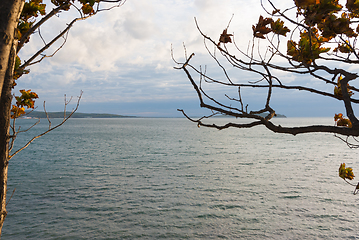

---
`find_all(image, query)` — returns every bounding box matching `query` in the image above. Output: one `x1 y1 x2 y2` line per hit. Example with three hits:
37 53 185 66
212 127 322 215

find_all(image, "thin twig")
9 91 83 160
6 189 16 207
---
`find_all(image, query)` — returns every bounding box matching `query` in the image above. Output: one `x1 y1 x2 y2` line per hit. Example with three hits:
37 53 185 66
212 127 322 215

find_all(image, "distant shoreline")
23 111 137 119
257 113 287 118
21 111 287 119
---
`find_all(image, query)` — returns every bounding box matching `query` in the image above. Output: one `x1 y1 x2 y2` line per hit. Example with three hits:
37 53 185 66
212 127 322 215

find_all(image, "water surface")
3 118 359 239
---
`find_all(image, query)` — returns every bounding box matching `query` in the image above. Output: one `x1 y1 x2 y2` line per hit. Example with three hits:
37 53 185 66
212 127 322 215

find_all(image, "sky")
16 0 359 117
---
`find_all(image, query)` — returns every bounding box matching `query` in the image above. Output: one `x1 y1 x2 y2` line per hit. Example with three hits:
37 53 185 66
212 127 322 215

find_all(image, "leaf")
286 29 330 64
334 113 352 127
252 16 273 39
50 0 71 10
333 42 352 53
15 89 39 109
334 113 343 121
298 0 343 28
318 14 356 39
294 0 320 8
10 106 26 119
81 3 94 15
271 19 290 36
272 9 280 15
219 29 233 44
13 56 30 81
339 163 355 180
346 0 359 13
287 40 297 56
337 118 352 127
21 0 46 21
80 0 96 6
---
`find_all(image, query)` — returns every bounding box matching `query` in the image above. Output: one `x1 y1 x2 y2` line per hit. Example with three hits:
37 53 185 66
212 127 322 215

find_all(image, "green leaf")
271 19 290 36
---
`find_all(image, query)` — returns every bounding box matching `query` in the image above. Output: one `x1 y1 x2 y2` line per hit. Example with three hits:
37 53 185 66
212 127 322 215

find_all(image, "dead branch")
175 52 359 136
9 91 83 160
175 1 359 137
19 16 87 70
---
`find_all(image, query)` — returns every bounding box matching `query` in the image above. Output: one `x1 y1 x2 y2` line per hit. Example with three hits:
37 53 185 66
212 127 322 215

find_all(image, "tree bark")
0 0 24 235
0 0 23 98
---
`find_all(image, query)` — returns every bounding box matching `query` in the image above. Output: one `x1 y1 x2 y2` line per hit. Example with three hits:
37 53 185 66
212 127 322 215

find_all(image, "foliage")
13 56 29 82
219 29 233 44
334 113 352 128
252 15 290 39
339 163 355 180
175 0 359 193
11 90 38 119
17 0 46 43
287 29 331 64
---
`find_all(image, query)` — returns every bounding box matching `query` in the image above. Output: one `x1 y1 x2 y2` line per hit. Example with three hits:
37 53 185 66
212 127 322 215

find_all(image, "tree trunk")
0 0 23 98
0 0 24 236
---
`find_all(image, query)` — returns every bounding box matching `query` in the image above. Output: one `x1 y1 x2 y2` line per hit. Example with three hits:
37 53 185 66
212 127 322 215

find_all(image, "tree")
0 0 125 235
174 0 359 193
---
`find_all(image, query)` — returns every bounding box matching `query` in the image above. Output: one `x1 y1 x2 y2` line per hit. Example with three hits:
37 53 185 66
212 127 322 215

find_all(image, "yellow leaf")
339 163 355 180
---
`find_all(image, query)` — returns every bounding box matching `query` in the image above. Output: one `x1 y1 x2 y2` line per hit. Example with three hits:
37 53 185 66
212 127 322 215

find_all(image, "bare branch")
43 101 51 129
5 189 16 207
173 0 359 144
19 16 88 70
175 51 359 136
18 0 126 68
9 91 83 160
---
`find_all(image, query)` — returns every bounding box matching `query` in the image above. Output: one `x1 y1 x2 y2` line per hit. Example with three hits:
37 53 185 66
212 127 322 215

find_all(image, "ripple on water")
3 118 359 239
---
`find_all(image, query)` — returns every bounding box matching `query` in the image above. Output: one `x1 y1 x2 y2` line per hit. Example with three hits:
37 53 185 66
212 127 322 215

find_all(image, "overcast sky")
15 0 358 117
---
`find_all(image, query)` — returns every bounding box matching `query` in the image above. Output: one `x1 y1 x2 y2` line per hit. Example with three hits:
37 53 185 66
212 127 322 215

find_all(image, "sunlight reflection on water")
3 117 359 239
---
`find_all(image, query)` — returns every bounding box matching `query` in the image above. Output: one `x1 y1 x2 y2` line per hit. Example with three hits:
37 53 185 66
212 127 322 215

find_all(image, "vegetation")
174 0 359 193
0 0 125 235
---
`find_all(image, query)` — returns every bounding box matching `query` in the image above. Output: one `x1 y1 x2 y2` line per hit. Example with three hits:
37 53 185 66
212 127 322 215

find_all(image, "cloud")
121 15 157 40
14 0 349 117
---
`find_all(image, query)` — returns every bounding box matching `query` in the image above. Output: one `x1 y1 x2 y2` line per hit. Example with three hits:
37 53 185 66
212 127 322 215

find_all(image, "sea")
2 117 359 239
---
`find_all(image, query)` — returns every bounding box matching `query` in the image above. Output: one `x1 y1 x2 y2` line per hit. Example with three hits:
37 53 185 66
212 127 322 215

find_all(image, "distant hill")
24 111 136 119
257 113 287 118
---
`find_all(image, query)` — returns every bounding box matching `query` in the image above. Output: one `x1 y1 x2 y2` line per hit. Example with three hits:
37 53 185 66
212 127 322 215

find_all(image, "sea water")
2 117 359 239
